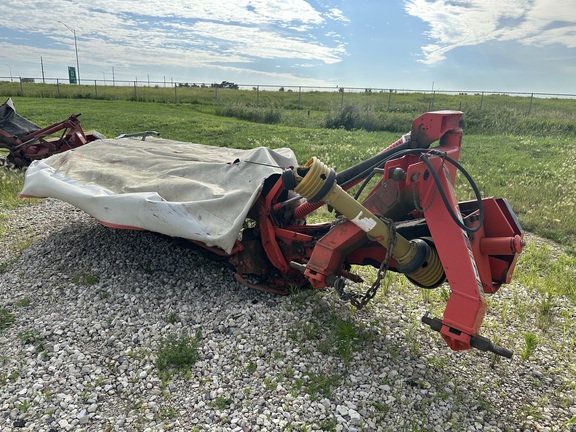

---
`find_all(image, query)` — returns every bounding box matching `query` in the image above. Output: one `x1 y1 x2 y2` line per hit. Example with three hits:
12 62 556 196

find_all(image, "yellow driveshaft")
282 157 444 288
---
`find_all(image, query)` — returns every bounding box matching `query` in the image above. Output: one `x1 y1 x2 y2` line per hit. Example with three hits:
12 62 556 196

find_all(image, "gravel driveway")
1 199 575 432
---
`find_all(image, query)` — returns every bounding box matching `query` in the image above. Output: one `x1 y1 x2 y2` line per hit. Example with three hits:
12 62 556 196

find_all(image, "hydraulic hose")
336 135 411 186
293 135 411 220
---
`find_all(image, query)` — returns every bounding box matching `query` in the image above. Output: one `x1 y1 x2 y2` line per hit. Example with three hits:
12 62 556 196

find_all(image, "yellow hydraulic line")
287 157 444 287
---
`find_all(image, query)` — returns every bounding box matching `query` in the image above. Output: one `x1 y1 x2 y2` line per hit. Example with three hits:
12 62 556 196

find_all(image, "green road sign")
68 66 77 84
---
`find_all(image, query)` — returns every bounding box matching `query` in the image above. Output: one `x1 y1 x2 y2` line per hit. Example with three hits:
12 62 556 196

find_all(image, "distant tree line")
177 81 240 89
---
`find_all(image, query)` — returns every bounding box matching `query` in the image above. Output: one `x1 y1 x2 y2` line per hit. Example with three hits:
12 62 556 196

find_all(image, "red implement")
219 111 523 357
0 98 102 168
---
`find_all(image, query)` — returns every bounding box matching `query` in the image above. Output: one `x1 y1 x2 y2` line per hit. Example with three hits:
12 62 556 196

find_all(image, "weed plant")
156 331 201 375
71 274 100 285
166 312 180 324
0 308 15 329
522 332 539 360
292 371 342 400
210 396 233 409
17 329 45 353
15 297 31 307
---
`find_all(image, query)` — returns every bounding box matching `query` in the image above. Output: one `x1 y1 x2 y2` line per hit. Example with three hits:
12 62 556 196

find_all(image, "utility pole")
41 57 46 83
59 21 81 84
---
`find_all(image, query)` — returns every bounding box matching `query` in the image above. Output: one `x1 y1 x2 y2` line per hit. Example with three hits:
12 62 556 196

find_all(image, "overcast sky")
1 0 575 93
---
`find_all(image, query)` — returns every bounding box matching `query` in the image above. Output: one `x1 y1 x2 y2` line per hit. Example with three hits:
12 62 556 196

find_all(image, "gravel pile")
1 198 575 432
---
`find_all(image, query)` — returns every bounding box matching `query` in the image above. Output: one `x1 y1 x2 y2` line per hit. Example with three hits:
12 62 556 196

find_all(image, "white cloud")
0 0 348 83
188 21 345 64
326 8 350 22
405 0 576 64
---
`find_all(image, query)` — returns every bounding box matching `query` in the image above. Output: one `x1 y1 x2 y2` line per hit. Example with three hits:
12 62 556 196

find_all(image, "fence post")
19 77 23 95
387 89 392 110
57 79 60 97
528 93 534 114
94 80 97 97
480 92 484 110
298 86 302 109
134 81 137 99
174 84 177 103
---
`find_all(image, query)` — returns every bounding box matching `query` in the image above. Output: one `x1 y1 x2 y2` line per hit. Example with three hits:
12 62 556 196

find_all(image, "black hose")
336 140 411 186
418 153 484 233
351 148 484 233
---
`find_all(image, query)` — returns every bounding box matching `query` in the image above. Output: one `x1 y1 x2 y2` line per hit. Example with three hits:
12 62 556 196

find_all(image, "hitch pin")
469 334 513 359
421 312 513 359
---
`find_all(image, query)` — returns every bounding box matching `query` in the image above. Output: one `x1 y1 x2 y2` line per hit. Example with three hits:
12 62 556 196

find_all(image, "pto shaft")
282 157 445 288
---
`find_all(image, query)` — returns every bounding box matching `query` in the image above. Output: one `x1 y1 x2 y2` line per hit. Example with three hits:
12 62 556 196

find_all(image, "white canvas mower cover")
21 136 297 254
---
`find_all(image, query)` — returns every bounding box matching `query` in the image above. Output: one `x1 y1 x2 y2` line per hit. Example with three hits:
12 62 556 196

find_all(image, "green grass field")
1 94 575 303
2 81 576 136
